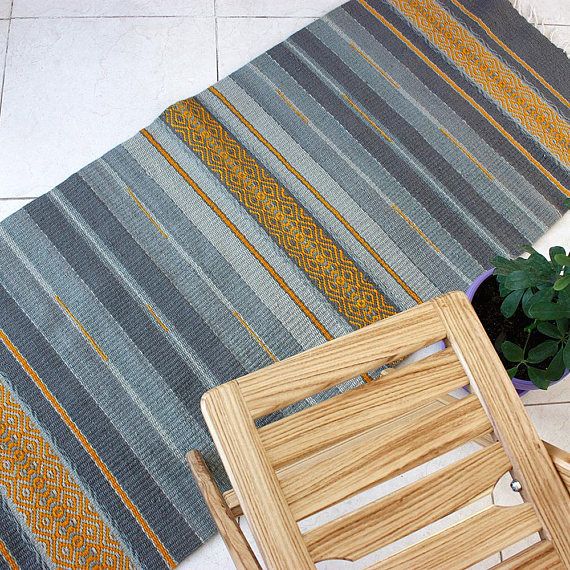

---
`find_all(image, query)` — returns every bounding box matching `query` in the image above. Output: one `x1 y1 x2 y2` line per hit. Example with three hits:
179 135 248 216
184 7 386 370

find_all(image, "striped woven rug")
0 0 568 567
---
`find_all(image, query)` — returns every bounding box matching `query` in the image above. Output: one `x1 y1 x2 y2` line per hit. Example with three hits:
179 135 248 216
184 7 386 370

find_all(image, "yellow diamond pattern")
0 381 133 570
165 98 396 327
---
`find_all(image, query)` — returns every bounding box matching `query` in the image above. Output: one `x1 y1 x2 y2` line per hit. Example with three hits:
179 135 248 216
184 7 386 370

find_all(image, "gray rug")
0 0 568 567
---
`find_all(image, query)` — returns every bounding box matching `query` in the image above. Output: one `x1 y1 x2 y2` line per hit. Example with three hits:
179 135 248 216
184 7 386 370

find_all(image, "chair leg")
187 450 261 570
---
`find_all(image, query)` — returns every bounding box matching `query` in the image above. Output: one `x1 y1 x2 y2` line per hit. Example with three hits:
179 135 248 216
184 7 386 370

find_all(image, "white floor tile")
178 534 236 569
493 472 541 562
0 0 10 19
216 0 343 18
522 376 570 405
11 0 213 18
509 0 570 25
0 17 216 198
541 24 570 54
0 198 30 220
217 16 315 78
525 403 570 447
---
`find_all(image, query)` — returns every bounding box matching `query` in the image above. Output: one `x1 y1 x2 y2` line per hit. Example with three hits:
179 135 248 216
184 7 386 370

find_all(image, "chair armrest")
544 441 570 492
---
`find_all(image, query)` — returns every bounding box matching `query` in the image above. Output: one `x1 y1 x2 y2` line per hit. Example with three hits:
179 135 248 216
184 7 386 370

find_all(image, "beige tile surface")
11 0 214 17
0 198 30 220
217 16 315 78
541 24 570 54
216 0 343 18
510 0 570 25
0 0 10 19
0 16 216 198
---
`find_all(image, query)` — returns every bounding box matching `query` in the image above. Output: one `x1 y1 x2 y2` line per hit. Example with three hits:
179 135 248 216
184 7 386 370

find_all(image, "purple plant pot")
466 269 566 396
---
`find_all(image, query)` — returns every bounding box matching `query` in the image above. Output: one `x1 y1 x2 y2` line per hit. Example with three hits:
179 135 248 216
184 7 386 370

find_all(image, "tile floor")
0 0 568 568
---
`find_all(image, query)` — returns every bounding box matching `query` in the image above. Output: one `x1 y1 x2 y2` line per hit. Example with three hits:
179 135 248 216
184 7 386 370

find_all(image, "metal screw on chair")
510 479 522 492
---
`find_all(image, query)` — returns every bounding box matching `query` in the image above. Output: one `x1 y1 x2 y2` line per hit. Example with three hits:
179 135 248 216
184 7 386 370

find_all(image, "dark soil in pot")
471 276 551 381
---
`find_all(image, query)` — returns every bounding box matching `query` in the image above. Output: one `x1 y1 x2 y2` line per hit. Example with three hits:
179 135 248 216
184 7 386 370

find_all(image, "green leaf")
564 198 570 209
554 253 570 266
527 287 554 311
500 289 524 318
527 366 550 390
549 246 566 266
526 251 552 274
546 348 565 381
537 321 562 339
521 287 534 317
504 271 534 290
492 256 521 275
529 301 570 320
527 340 560 364
563 340 570 370
557 318 569 335
507 365 519 379
554 275 570 291
501 341 524 363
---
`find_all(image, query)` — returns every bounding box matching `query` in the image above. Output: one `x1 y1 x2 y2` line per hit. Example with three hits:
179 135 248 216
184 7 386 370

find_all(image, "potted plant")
466 246 570 394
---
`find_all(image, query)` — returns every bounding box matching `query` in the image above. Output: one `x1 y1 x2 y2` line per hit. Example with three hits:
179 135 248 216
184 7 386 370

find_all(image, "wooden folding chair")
188 292 570 569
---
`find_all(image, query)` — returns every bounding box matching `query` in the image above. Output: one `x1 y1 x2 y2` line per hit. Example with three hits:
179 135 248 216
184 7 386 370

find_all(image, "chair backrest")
200 292 570 569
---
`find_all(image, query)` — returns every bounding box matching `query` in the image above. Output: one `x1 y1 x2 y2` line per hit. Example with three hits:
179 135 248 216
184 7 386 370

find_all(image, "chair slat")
238 303 446 418
260 348 468 469
368 504 541 570
492 541 563 570
279 394 491 520
436 292 570 566
304 442 510 562
201 382 314 570
223 395 452 517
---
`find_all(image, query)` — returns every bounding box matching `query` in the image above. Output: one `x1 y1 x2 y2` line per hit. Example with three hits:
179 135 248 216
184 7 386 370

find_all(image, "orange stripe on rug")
0 329 175 568
358 0 570 197
0 539 18 570
141 128 375 383
208 87 422 305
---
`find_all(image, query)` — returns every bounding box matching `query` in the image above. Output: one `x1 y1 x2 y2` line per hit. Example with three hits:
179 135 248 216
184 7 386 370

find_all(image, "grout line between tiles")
0 196 37 200
524 400 570 406
214 19 220 81
0 0 13 122
7 14 322 20
10 14 214 20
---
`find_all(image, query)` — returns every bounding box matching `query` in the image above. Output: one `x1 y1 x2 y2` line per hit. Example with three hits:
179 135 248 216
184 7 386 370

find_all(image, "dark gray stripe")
450 0 570 101
23 191 226 419
290 27 529 250
0 286 191 568
342 1 570 208
59 174 246 384
100 145 306 364
228 66 475 292
359 0 570 182
268 41 498 263
440 0 570 119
